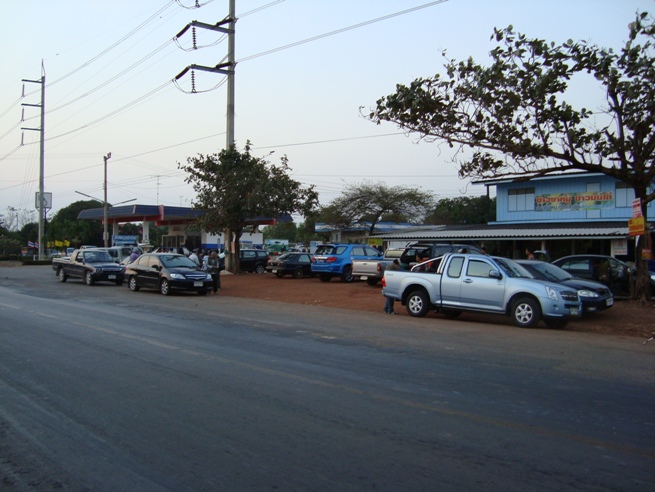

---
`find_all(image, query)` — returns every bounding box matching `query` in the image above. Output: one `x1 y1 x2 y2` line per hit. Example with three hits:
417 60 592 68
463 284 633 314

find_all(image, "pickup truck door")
439 256 465 306
460 257 505 311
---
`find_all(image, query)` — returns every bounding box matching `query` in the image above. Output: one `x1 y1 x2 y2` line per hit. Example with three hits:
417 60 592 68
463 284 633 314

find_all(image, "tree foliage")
369 12 655 301
47 200 103 247
424 196 496 225
180 143 319 272
318 181 434 236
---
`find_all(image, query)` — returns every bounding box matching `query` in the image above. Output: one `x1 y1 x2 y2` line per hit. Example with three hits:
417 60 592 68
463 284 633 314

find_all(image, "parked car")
266 252 314 278
125 253 213 295
352 247 404 286
517 260 614 313
239 249 270 274
552 255 635 298
311 244 382 282
52 249 125 286
382 253 581 327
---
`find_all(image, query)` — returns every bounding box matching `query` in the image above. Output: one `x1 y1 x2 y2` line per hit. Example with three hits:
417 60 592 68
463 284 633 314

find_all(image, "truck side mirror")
489 269 502 279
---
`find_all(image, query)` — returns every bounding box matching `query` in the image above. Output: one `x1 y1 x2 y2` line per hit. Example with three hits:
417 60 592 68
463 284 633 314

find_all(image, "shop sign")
535 191 613 212
628 216 645 236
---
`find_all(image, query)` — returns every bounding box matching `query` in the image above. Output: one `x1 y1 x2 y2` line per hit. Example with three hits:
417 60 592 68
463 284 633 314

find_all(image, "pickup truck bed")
382 253 581 328
352 248 403 285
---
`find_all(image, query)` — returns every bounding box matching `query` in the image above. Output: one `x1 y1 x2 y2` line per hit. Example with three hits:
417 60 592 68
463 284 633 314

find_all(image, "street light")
103 152 111 247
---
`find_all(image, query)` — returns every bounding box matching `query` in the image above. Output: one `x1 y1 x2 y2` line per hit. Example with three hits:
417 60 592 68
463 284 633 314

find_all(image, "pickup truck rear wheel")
406 289 430 317
57 268 67 283
340 266 354 283
84 271 94 286
511 297 541 328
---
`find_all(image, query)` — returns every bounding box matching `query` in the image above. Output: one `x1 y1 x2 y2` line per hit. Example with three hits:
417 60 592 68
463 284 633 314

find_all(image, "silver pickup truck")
352 248 404 285
382 253 581 328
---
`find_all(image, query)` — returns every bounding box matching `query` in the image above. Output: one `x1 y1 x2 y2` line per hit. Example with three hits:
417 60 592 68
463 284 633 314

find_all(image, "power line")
238 0 450 62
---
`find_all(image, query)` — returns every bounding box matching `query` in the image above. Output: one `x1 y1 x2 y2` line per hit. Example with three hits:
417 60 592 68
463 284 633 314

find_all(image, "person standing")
203 250 221 295
383 259 401 314
189 248 200 266
128 247 140 263
525 248 535 260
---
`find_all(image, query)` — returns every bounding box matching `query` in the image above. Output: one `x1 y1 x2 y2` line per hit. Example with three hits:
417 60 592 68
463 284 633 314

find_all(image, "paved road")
1 266 654 491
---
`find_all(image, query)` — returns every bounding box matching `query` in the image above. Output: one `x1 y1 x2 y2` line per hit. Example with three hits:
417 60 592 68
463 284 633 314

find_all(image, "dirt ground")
219 271 655 339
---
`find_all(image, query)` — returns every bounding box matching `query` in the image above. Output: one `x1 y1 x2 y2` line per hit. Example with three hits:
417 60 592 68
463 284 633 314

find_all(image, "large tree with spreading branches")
318 181 434 237
180 143 318 273
368 12 655 302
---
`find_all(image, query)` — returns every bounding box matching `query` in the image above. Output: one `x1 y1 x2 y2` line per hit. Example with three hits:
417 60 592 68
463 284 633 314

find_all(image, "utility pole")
103 152 112 247
22 62 46 259
226 0 236 148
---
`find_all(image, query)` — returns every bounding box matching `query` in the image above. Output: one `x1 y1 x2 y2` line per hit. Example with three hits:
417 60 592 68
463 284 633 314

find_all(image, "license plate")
606 298 613 306
271 269 277 273
194 281 203 287
570 307 580 317
108 275 116 279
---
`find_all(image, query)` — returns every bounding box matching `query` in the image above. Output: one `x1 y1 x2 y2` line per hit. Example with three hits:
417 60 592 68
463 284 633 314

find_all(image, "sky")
0 0 652 225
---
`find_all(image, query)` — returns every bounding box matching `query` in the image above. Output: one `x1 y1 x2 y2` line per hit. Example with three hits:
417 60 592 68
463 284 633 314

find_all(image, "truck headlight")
546 285 558 301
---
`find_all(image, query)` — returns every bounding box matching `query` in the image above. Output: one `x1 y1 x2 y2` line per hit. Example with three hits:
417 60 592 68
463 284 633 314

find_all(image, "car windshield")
83 251 113 262
160 255 198 268
492 257 532 278
526 262 572 282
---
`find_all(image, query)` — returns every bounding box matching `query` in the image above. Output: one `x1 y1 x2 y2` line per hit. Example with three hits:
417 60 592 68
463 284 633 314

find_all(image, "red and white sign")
632 198 643 218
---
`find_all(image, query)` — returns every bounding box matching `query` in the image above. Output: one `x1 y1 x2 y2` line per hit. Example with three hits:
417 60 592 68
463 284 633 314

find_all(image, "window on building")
615 182 635 208
508 188 535 212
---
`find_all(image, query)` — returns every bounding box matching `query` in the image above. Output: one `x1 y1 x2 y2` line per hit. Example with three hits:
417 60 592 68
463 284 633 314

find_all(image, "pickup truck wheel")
319 274 331 282
57 268 67 283
129 276 139 291
406 289 430 317
84 271 94 286
443 310 462 319
340 266 354 283
511 297 541 328
160 279 171 296
366 278 379 286
293 268 303 279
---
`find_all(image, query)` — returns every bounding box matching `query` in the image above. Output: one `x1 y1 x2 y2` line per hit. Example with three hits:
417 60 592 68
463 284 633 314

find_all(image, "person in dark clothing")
383 259 401 314
203 250 221 295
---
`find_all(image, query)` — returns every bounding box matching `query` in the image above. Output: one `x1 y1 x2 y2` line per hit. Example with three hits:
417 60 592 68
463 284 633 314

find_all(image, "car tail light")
326 256 337 263
377 263 382 273
381 277 386 287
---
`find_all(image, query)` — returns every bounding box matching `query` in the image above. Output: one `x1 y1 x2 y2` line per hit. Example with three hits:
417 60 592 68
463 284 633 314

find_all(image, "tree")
424 196 496 225
47 200 103 247
1 207 36 232
180 143 318 272
318 181 434 236
263 222 297 243
368 12 655 303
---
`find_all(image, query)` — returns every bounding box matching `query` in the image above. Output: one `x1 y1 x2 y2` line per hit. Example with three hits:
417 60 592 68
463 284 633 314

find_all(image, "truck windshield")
84 251 113 262
493 257 532 278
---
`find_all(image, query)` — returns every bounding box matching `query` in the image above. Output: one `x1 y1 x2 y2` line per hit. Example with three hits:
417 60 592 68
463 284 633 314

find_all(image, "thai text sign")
535 191 613 212
628 217 645 236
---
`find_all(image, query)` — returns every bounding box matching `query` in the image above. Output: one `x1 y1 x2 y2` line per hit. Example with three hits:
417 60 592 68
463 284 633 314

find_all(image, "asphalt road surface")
1 266 654 491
